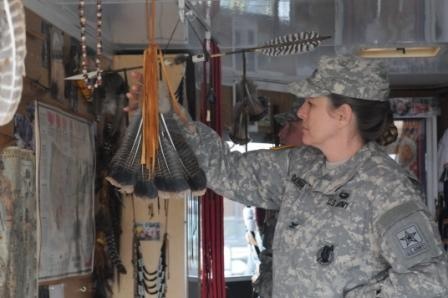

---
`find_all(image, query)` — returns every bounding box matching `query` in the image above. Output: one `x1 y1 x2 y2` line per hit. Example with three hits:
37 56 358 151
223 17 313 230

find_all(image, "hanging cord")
142 0 159 171
186 17 206 51
164 199 169 279
145 0 156 44
164 18 180 51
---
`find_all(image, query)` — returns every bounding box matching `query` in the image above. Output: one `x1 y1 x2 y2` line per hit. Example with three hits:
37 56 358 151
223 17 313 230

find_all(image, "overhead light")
358 47 440 58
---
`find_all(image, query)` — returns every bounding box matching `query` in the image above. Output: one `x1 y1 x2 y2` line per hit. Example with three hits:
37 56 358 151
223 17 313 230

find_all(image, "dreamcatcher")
0 0 26 126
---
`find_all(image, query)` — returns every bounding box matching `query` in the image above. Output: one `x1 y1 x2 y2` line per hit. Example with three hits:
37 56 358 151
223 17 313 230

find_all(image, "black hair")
328 93 396 145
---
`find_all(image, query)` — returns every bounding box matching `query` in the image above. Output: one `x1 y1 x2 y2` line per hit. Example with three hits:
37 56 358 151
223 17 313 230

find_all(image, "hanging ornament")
79 0 103 92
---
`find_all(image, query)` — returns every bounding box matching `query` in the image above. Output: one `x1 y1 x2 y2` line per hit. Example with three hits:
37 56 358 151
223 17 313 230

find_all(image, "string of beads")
79 0 103 90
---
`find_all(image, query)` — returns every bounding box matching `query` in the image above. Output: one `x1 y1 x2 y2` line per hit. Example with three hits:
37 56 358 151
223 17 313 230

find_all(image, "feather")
191 31 330 62
107 111 143 192
133 166 158 200
154 125 190 199
259 31 328 56
0 0 26 125
175 77 184 105
161 114 206 196
105 231 127 274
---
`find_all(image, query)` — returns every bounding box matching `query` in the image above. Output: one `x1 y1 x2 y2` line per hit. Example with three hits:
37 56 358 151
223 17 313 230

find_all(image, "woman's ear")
336 103 353 126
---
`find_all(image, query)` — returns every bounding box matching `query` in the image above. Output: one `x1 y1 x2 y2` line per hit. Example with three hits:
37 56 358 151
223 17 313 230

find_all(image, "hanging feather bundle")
107 0 205 200
93 178 127 298
0 0 26 126
106 91 206 199
229 101 251 145
235 79 267 122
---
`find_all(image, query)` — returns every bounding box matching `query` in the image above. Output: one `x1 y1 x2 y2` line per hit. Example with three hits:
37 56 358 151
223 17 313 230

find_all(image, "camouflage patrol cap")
288 55 390 101
274 98 304 126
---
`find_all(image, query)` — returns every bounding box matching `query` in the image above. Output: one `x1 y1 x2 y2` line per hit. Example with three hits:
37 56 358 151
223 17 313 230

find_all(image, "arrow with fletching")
192 31 331 63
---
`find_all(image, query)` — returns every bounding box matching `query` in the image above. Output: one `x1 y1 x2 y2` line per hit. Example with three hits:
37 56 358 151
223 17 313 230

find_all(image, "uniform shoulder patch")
376 202 443 272
396 224 427 257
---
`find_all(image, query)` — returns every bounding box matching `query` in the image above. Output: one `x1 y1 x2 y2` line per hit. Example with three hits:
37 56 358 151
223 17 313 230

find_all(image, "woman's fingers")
124 71 143 112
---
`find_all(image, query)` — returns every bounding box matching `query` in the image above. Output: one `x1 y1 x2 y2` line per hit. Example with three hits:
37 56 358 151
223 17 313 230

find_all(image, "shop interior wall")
0 9 103 298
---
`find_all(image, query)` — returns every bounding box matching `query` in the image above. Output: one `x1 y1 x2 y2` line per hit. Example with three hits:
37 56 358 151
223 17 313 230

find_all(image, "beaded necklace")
79 0 103 90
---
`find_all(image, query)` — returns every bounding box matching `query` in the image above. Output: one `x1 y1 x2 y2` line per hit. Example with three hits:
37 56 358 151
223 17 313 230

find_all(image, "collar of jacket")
299 142 377 194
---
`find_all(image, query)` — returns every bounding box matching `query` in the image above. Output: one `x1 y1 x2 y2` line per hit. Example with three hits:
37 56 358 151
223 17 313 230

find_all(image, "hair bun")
377 120 398 146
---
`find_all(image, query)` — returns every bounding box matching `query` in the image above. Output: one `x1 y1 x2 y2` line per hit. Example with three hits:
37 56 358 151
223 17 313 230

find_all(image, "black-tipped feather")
162 114 207 195
260 31 328 56
107 111 143 191
105 232 127 274
134 166 158 199
175 77 185 105
134 180 158 200
154 127 190 198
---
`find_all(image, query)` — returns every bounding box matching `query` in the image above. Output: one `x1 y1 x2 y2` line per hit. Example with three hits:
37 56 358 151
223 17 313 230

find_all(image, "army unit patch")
396 224 427 257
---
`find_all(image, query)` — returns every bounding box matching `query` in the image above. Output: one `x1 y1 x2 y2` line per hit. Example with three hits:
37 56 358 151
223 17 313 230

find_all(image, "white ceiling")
24 0 448 91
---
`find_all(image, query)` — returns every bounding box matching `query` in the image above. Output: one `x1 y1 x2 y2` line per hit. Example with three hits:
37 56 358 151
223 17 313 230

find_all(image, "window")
223 142 273 278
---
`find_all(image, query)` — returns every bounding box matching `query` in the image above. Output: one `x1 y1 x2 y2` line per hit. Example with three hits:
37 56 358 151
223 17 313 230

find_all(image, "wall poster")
35 102 95 281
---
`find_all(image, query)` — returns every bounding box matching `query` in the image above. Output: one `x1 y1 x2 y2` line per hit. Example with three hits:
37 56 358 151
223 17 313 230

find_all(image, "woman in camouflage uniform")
128 55 448 297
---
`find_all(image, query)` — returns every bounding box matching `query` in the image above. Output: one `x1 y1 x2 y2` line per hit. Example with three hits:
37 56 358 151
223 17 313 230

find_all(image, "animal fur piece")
0 0 26 125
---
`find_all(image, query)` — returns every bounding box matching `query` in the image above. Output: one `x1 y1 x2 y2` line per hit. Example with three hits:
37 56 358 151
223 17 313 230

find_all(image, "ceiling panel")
24 0 448 90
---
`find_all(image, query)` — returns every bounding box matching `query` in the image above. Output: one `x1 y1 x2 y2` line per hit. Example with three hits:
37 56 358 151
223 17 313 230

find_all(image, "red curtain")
200 39 226 298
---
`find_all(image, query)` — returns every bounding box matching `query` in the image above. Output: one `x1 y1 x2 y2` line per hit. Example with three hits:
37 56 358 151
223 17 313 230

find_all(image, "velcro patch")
396 224 427 257
377 204 443 272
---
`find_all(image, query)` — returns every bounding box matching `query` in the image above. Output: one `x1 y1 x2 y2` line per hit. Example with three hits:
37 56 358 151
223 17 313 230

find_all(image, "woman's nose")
297 104 307 120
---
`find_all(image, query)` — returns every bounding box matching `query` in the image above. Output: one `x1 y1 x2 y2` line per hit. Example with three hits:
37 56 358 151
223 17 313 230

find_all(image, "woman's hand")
124 71 143 112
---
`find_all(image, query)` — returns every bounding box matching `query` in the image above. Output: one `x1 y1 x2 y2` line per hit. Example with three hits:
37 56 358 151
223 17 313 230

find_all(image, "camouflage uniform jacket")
183 121 448 298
